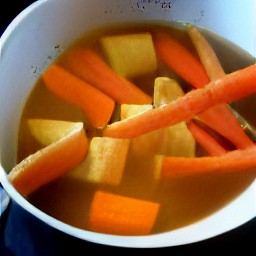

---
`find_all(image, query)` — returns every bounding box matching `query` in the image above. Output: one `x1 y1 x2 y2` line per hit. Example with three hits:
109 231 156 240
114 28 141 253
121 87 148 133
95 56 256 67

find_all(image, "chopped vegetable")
64 47 152 104
89 190 160 235
120 104 152 120
27 119 84 146
42 64 115 128
153 77 184 107
100 33 157 78
153 30 210 88
120 104 161 156
153 77 195 157
69 137 130 186
8 122 88 196
103 64 256 138
187 120 227 156
160 145 256 178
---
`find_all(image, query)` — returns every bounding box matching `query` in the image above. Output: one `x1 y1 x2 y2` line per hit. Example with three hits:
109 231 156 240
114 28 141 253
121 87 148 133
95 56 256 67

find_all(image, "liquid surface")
18 22 255 234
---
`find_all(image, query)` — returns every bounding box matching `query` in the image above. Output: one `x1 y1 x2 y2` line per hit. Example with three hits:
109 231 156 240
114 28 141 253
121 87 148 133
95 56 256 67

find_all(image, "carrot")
64 47 152 104
186 23 225 80
42 64 115 128
161 145 256 178
187 120 227 156
197 105 254 149
103 64 256 138
153 30 254 149
89 190 160 235
152 30 210 88
8 122 88 196
186 24 254 149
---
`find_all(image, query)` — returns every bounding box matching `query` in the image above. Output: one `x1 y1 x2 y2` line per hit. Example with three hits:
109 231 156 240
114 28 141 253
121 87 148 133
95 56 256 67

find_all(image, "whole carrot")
8 122 88 196
64 47 152 104
186 23 225 80
153 30 210 88
103 64 256 139
186 23 254 149
42 64 115 128
187 120 227 156
161 145 256 178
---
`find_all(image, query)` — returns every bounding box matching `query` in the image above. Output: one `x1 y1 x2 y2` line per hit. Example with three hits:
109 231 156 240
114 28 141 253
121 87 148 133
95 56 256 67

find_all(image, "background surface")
1 1 255 255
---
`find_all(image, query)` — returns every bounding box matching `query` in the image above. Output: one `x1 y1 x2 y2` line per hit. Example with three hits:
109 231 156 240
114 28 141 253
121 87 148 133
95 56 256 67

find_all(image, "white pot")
0 0 255 248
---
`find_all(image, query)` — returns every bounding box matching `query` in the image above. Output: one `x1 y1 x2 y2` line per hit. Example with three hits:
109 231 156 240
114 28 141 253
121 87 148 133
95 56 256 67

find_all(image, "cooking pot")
0 0 255 248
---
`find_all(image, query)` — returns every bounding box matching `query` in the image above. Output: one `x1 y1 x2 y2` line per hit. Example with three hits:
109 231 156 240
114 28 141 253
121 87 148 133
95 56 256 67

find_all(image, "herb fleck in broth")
18 22 255 234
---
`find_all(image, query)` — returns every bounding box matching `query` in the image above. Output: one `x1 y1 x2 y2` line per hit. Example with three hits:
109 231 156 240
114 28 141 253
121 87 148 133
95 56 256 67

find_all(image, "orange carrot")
64 47 152 104
153 30 254 149
42 64 115 128
89 190 160 235
187 120 227 156
197 105 254 149
103 64 256 138
161 145 256 178
8 123 88 196
153 30 210 88
186 23 254 148
186 23 225 80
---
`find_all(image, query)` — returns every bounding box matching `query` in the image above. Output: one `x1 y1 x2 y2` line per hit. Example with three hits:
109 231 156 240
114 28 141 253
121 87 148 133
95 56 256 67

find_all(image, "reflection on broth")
17 22 255 235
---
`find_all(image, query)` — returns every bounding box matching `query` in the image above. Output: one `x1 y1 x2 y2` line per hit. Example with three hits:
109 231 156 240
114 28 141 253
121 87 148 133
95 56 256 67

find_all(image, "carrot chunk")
103 64 256 139
42 64 115 128
89 190 160 235
64 47 152 104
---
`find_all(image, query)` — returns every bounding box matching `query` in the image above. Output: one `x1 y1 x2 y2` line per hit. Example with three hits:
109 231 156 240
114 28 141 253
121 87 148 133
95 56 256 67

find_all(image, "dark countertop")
1 1 255 255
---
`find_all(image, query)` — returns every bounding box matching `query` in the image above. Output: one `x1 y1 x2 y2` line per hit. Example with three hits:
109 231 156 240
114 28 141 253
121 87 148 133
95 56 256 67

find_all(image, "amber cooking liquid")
18 23 255 234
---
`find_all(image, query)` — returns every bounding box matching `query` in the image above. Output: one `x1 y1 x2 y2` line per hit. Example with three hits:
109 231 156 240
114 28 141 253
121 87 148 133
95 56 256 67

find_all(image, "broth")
17 22 255 234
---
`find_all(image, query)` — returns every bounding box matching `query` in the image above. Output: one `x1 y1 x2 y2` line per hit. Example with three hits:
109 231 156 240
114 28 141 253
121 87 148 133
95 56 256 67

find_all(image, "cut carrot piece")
69 137 130 186
64 47 152 104
100 33 157 78
187 120 227 156
42 64 115 128
8 122 88 196
27 119 84 146
153 77 195 157
103 64 256 139
152 30 210 88
161 145 256 178
186 23 254 149
89 190 160 235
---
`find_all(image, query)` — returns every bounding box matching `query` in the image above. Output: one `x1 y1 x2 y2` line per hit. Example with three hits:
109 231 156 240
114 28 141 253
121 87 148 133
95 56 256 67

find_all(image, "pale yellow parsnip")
100 33 157 78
